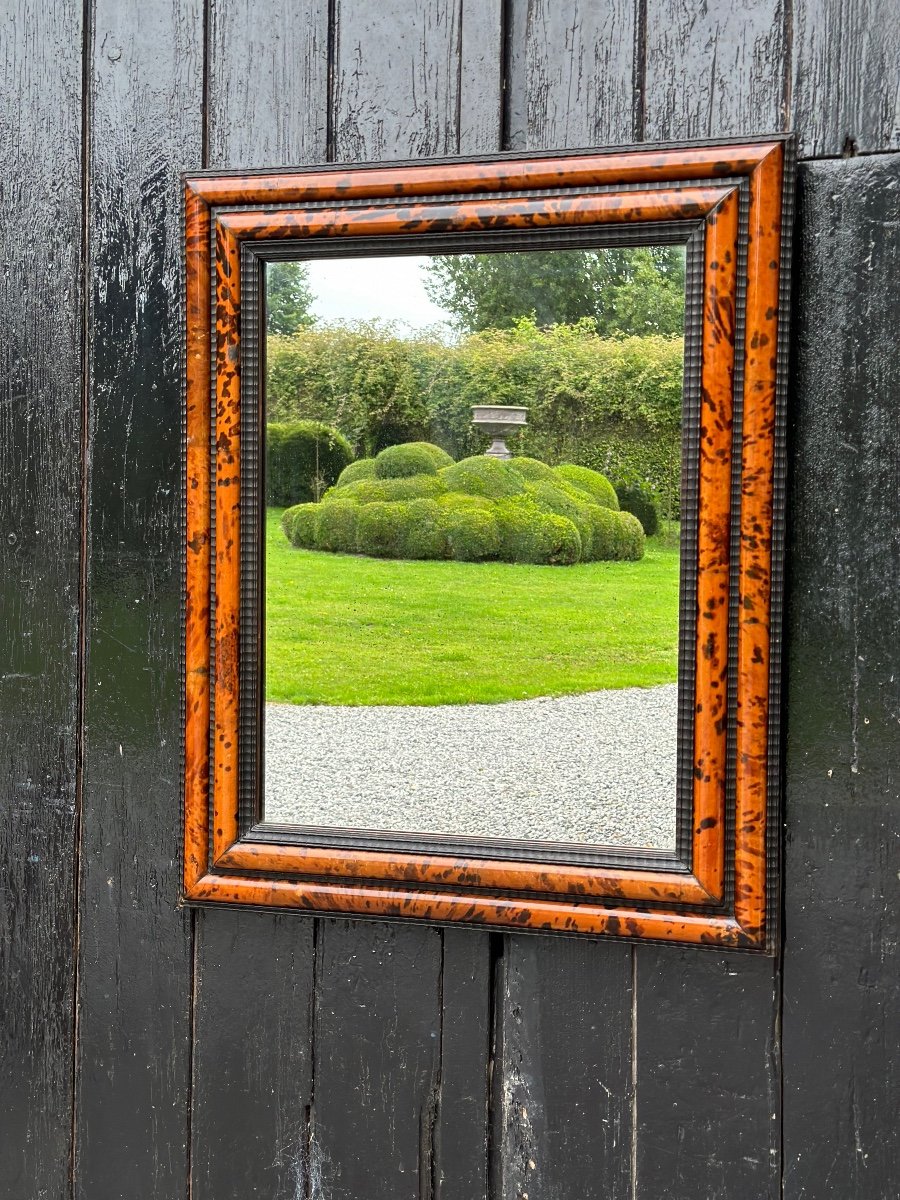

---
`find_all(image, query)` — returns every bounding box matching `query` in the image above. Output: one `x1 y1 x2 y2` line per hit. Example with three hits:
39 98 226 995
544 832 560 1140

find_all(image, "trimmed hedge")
439 455 527 500
553 463 619 511
509 456 558 483
282 444 641 566
316 501 359 553
614 481 661 537
266 421 353 507
374 441 454 478
335 458 377 487
327 474 446 505
437 494 500 561
494 496 582 565
266 319 684 507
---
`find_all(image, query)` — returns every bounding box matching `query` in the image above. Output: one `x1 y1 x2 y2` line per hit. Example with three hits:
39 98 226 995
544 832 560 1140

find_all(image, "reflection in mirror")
262 245 685 850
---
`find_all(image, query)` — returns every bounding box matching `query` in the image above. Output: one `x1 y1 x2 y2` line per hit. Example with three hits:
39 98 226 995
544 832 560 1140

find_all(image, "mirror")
262 244 686 851
184 140 791 948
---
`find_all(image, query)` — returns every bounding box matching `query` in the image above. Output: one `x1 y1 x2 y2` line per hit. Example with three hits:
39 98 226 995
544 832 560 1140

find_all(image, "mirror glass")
262 244 685 850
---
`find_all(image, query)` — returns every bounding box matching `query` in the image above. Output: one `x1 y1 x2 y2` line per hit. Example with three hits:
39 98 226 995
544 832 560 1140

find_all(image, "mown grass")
265 508 680 706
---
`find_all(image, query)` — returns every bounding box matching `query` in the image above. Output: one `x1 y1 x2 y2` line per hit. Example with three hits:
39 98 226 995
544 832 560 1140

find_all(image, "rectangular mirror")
183 138 793 950
262 246 685 853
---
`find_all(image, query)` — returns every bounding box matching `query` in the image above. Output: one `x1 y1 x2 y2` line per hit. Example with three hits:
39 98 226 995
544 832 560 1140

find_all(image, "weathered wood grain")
190 910 315 1198
781 155 900 1200
207 0 329 168
644 0 787 140
792 0 900 156
494 936 633 1200
459 0 503 154
0 1 82 1194
309 920 444 1199
332 0 464 161
504 0 636 149
635 950 780 1199
433 931 493 1200
74 0 203 1195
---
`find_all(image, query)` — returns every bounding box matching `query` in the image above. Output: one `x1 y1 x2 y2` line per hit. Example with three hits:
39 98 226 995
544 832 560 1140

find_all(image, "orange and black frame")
182 136 794 951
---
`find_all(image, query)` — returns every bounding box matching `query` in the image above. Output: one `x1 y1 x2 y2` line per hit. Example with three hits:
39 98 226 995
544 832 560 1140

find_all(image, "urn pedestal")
471 405 528 459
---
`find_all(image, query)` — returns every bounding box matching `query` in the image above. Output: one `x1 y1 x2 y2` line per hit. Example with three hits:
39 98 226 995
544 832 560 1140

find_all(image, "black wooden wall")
2 2 897 1197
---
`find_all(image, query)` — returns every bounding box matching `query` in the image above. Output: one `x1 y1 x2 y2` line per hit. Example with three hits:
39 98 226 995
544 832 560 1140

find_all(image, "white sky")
303 255 452 332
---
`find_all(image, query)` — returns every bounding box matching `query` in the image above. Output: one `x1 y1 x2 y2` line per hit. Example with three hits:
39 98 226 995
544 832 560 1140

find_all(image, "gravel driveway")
264 683 677 850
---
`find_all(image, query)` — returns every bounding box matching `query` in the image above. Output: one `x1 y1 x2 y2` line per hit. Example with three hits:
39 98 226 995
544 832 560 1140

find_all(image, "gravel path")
264 684 678 850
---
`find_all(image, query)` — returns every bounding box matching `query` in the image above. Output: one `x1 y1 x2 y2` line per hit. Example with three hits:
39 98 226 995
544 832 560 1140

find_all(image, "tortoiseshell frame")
183 137 793 951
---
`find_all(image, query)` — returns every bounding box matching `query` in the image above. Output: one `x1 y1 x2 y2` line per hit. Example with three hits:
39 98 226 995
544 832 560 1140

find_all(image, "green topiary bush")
553 463 619 510
327 474 446 505
397 499 447 559
266 421 353 506
374 441 454 478
508 456 558 483
524 480 596 559
439 456 526 500
437 494 501 561
315 501 359 553
281 443 645 566
585 505 645 561
355 501 408 558
282 503 319 549
494 496 582 565
334 458 377 488
614 481 661 537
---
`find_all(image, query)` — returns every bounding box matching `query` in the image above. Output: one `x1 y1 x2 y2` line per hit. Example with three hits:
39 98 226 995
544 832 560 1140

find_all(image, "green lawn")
265 508 680 706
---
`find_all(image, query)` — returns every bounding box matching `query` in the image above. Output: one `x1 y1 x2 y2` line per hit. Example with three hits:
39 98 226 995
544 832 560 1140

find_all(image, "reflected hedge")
266 318 683 511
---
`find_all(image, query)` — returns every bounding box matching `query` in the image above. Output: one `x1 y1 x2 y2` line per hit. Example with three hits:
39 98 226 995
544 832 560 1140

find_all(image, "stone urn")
471 405 528 460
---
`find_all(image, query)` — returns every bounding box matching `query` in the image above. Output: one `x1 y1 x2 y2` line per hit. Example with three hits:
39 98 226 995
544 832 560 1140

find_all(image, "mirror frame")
182 136 793 951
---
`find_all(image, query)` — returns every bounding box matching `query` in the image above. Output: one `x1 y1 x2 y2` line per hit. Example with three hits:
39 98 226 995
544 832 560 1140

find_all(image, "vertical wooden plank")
75 0 204 1195
634 951 780 1199
434 931 493 1200
504 0 636 150
332 0 463 160
311 920 444 1199
190 911 315 1198
495 937 634 1200
781 155 900 1200
792 0 900 157
0 0 82 1194
459 0 503 154
191 7 329 1192
644 0 787 140
207 0 330 167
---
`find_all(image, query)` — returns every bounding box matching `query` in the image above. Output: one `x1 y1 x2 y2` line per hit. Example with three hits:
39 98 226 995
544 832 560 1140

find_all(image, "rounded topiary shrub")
282 503 319 549
585 505 645 561
328 474 446 505
553 464 619 511
315 502 359 554
374 441 454 479
280 444 645 566
614 482 660 537
525 480 596 559
397 499 446 560
494 496 581 565
266 421 353 507
355 501 408 558
509 456 558 483
438 495 501 561
439 456 526 500
334 458 377 488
